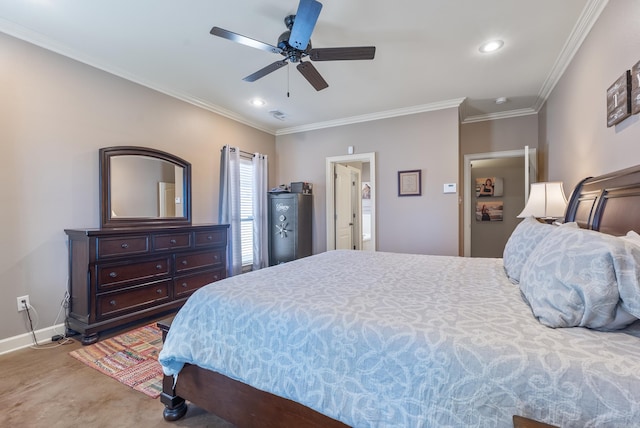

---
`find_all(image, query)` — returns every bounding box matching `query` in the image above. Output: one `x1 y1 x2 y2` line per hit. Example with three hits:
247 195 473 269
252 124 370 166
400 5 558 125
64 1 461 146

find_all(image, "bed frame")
159 164 640 427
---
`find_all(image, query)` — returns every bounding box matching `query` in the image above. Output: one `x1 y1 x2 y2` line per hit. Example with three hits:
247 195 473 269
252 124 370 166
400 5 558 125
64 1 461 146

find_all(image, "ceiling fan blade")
289 0 323 51
309 46 376 61
210 27 282 54
297 62 328 91
243 60 288 82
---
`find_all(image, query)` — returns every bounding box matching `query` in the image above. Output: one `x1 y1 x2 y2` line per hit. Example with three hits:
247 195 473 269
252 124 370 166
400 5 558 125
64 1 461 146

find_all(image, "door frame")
463 148 536 257
326 152 376 251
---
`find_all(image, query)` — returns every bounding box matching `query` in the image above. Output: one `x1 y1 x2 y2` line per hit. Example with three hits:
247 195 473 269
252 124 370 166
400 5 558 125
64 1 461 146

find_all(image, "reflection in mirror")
110 156 184 218
100 146 191 228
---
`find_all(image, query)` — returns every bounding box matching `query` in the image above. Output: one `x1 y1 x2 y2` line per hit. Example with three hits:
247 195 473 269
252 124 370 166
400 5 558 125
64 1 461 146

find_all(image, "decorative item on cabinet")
268 193 312 266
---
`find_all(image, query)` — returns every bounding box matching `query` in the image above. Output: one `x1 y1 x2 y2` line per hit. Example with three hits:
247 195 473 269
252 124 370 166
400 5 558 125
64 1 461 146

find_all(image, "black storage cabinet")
268 193 312 265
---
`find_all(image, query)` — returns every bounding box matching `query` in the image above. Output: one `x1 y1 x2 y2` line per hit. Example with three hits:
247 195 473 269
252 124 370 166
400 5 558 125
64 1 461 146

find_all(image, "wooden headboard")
564 164 640 235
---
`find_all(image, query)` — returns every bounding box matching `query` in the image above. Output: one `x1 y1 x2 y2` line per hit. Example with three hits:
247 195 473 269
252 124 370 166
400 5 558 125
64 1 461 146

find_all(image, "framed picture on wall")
475 177 504 197
476 201 503 222
362 182 371 199
632 60 640 115
398 170 421 196
606 70 631 127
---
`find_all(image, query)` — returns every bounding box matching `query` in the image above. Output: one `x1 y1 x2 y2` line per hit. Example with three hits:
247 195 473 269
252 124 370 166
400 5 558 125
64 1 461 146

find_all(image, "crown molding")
275 98 466 136
462 108 538 124
535 0 609 109
0 18 277 135
2 0 608 132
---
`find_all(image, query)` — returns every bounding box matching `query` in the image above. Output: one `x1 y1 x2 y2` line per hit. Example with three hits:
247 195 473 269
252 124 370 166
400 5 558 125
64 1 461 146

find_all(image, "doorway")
334 164 362 250
463 148 537 257
326 152 376 251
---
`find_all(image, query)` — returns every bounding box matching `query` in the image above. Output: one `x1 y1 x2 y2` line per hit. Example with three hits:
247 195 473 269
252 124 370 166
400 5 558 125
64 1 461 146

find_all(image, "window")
239 157 254 268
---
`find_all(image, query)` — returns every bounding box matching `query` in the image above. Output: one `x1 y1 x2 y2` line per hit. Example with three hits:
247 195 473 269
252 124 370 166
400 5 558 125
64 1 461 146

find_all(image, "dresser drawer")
152 232 191 251
174 268 225 298
194 229 227 248
96 257 171 289
97 235 149 258
175 250 224 273
97 281 171 320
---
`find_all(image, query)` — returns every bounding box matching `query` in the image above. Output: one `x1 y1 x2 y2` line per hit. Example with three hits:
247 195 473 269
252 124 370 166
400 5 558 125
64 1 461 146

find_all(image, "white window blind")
239 157 254 267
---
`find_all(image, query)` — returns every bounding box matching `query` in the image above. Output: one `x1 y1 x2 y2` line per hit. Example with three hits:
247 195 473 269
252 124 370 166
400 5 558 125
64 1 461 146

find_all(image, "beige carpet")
0 322 233 428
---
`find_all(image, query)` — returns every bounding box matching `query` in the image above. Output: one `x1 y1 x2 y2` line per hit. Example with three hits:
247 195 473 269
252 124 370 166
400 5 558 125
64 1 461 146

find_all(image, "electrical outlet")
17 295 30 312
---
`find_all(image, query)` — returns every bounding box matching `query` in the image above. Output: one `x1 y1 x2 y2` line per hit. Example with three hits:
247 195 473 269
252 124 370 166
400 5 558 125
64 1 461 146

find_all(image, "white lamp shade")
517 182 568 219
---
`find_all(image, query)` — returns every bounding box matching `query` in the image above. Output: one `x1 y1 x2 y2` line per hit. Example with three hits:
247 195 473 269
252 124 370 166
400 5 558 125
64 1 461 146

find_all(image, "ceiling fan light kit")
210 0 376 91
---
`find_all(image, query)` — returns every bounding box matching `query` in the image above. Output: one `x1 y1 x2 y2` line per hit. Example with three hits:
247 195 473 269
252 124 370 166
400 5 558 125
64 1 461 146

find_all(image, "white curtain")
218 146 242 276
252 153 269 270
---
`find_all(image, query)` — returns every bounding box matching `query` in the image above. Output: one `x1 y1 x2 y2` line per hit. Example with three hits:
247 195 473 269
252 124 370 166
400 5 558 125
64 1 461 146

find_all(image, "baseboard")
0 323 67 355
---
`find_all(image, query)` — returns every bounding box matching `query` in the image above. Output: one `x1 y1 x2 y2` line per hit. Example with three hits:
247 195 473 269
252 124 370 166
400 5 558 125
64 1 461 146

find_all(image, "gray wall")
542 0 640 189
276 108 460 256
0 33 276 343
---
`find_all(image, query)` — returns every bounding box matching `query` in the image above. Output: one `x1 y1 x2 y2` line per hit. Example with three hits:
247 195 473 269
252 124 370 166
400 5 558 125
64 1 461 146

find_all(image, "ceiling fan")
210 0 376 91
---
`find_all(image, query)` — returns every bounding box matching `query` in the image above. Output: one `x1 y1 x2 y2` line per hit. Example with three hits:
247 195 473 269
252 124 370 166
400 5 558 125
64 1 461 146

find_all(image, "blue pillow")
502 217 555 283
519 226 640 330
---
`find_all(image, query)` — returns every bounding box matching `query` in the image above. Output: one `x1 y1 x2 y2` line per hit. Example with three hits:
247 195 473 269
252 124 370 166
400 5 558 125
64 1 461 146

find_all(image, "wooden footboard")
157 318 349 427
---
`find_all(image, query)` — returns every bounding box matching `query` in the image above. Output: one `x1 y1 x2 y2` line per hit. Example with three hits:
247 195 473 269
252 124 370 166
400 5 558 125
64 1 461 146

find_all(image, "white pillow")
519 226 640 331
503 217 556 284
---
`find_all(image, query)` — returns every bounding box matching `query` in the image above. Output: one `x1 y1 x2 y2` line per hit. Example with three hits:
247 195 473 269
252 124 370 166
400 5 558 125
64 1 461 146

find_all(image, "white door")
158 182 176 217
335 164 354 250
349 167 362 250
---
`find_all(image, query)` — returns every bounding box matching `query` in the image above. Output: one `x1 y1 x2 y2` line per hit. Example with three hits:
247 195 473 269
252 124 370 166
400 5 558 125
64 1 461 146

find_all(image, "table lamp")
517 182 568 223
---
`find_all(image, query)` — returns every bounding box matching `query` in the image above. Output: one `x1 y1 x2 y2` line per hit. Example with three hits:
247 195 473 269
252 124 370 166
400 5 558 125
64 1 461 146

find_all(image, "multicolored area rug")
69 323 164 398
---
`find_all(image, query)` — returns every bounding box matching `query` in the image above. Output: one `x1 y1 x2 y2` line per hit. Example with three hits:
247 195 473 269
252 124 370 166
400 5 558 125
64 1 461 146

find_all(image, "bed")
158 164 640 427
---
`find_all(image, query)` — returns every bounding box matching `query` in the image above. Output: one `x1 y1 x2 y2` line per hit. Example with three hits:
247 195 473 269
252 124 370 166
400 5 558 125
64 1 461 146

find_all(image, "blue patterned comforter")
159 250 640 427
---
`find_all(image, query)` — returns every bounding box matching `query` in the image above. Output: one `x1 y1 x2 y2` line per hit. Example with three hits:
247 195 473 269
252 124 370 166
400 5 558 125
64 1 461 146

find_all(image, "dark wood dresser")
64 224 228 344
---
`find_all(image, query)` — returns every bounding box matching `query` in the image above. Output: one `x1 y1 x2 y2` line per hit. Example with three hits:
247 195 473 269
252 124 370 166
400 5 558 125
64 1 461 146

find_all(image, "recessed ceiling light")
479 40 504 53
495 97 508 104
250 98 266 107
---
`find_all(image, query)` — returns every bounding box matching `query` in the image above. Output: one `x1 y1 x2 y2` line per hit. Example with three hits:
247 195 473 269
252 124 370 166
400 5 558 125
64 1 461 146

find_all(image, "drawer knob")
207 235 213 240
213 275 219 280
156 264 163 270
214 254 219 261
181 282 188 288
109 300 116 306
121 243 129 249
156 289 163 294
170 239 177 244
109 272 118 278
181 260 188 265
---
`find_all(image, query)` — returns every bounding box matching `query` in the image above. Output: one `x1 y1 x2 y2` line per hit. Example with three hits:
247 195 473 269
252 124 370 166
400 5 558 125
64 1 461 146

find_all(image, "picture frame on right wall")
606 70 632 127
632 60 640 115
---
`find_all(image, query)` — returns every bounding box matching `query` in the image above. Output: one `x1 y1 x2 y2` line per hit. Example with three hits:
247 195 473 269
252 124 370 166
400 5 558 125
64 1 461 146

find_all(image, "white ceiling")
0 0 607 135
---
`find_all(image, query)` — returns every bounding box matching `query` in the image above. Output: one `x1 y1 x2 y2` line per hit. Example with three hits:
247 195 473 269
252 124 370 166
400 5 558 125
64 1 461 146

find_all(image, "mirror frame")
100 146 192 228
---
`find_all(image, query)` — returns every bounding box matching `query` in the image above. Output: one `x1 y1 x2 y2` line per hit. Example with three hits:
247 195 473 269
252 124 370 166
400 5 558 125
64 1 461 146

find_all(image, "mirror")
100 146 192 228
